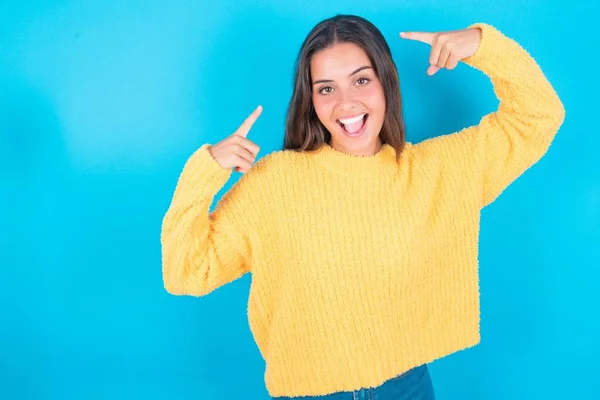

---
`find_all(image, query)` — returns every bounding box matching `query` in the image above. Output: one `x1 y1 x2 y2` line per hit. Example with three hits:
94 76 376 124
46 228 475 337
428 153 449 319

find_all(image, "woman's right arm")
161 107 263 296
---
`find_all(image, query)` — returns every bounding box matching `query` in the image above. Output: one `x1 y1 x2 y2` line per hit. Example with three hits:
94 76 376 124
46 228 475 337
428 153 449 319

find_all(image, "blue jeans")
271 364 435 400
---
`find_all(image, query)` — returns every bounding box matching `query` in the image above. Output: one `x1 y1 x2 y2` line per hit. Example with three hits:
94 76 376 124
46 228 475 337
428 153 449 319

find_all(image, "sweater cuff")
176 143 232 198
461 23 499 70
188 144 231 176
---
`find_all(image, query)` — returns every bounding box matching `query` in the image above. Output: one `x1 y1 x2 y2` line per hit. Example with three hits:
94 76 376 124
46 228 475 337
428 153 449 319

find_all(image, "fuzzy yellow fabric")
161 23 565 397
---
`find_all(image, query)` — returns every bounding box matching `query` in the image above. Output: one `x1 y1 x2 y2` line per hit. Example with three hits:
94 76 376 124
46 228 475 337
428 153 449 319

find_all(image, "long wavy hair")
283 14 406 161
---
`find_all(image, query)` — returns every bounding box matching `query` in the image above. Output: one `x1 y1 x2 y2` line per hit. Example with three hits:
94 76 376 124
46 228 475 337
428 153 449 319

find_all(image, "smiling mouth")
336 113 368 135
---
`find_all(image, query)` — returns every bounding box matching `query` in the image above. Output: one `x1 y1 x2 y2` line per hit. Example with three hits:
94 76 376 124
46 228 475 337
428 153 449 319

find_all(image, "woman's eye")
318 78 369 95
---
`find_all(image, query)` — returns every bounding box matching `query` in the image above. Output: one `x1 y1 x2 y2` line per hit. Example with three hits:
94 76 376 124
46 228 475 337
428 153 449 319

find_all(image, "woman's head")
284 14 405 159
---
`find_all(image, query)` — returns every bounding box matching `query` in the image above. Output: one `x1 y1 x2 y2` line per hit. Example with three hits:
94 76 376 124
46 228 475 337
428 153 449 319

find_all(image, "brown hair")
283 14 406 161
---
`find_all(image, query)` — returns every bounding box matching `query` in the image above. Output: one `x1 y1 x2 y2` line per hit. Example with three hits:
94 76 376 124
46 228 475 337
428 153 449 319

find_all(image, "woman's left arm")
403 23 566 208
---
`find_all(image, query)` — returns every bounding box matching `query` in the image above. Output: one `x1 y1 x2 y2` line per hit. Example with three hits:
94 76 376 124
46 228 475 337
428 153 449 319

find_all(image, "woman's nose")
336 88 359 109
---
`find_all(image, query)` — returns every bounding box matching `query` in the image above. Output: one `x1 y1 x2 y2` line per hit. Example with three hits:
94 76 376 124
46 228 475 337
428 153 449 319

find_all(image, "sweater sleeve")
413 23 566 208
160 144 256 296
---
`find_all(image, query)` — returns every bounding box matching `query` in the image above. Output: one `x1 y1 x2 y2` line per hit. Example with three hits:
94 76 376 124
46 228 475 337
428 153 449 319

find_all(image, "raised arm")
161 107 263 296
405 23 565 207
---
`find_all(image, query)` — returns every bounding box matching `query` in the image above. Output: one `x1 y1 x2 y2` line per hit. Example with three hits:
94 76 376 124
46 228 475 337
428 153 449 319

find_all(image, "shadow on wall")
0 76 70 399
0 78 70 186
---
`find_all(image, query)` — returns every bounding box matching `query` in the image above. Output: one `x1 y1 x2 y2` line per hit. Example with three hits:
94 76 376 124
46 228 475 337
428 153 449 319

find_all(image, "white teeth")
338 113 366 125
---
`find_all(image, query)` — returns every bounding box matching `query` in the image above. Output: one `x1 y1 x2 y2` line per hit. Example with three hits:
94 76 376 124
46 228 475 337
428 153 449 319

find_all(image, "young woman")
161 14 565 400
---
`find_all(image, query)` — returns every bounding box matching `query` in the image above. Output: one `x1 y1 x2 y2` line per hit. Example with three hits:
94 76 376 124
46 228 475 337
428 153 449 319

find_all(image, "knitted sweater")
161 23 565 397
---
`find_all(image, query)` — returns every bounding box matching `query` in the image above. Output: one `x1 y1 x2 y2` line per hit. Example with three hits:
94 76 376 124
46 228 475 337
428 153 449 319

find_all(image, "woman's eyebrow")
312 66 373 85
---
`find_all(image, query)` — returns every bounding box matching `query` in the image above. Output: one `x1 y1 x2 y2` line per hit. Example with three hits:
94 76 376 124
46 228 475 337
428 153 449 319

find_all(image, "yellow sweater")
161 23 565 397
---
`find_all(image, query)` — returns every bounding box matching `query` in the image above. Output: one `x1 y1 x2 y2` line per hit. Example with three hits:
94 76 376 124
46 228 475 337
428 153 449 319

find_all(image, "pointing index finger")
234 105 263 138
399 31 435 45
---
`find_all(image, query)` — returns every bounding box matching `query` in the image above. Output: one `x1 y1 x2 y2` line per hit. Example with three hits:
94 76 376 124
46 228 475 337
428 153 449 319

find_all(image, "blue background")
1 1 597 399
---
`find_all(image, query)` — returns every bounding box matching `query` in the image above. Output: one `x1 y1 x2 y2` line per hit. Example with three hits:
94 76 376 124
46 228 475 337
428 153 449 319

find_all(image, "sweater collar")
309 142 401 177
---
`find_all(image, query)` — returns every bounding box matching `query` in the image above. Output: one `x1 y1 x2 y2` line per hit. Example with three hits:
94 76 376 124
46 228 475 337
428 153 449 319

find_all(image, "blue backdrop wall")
1 1 596 399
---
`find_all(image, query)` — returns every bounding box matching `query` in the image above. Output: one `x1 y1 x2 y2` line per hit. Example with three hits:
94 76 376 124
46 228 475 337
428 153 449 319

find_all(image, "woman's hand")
400 27 482 76
208 105 262 173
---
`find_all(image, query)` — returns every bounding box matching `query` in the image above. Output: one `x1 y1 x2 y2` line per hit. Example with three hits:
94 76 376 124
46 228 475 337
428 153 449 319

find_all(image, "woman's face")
310 42 386 156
